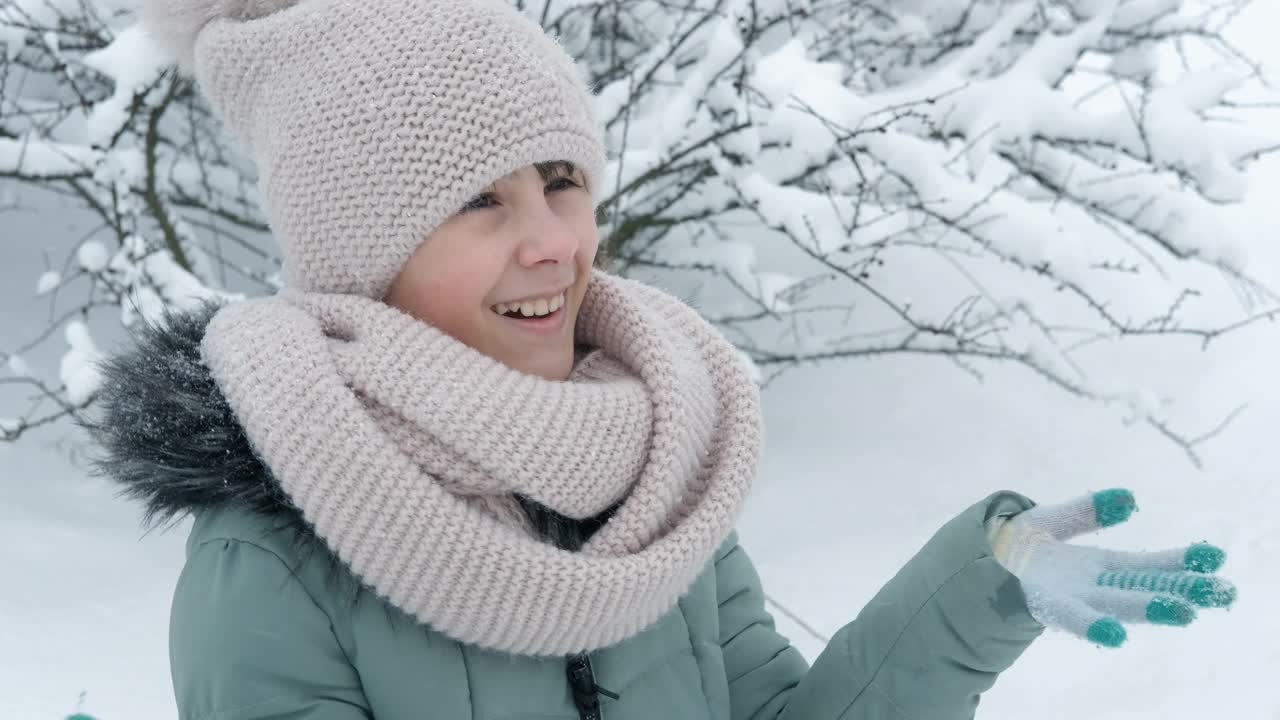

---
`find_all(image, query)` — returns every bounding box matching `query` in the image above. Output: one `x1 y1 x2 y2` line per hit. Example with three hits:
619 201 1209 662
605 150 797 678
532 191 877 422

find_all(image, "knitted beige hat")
142 0 608 297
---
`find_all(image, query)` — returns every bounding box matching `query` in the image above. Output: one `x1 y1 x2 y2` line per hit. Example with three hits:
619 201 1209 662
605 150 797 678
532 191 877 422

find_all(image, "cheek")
419 268 490 326
391 244 495 331
580 233 599 264
574 209 600 262
402 271 496 347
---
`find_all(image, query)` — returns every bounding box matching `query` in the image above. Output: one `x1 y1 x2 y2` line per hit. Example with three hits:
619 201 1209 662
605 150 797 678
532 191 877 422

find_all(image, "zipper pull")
566 652 620 719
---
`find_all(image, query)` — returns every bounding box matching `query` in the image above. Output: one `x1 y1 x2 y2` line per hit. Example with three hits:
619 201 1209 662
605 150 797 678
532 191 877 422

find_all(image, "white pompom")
138 0 302 72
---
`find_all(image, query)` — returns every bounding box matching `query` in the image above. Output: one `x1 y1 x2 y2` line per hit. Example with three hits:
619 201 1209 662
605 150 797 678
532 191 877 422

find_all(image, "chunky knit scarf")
200 270 761 656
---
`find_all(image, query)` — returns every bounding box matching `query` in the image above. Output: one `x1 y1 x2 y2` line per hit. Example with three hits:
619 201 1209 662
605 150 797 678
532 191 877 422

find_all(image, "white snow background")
3 4 1280 720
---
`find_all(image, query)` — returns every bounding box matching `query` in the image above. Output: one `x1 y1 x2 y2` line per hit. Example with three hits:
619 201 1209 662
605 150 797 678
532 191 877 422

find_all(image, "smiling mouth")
490 290 568 319
489 290 571 336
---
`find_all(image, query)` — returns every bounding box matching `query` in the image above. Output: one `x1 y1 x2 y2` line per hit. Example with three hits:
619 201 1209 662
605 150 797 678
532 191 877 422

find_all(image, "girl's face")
385 161 599 381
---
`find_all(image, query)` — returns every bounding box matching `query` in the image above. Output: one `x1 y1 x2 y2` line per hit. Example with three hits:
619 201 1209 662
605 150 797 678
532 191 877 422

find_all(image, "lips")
493 299 568 336
492 290 567 319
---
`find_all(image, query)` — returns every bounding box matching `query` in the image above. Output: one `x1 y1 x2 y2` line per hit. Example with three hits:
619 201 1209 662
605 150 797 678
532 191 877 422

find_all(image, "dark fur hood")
84 304 605 550
83 303 307 532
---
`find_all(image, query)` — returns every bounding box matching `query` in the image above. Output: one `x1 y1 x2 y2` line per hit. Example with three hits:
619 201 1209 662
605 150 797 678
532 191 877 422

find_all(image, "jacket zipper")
566 652 620 720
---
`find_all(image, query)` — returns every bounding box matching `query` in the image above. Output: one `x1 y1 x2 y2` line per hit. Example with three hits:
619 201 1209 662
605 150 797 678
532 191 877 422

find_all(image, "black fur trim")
80 302 305 530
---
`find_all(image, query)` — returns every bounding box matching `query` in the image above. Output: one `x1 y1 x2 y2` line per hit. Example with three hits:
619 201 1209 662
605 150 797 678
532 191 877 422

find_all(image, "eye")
547 175 582 193
461 192 497 213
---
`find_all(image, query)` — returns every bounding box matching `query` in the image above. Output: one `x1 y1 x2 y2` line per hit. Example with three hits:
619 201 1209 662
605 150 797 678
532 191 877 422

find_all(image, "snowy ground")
740 311 1280 720
5 7 1280 720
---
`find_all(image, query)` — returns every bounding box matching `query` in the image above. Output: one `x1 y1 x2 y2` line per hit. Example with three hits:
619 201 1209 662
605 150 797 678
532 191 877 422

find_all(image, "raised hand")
986 489 1236 647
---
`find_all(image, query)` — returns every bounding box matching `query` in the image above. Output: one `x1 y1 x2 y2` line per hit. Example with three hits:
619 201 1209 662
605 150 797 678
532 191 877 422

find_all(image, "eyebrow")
477 161 579 195
534 160 577 182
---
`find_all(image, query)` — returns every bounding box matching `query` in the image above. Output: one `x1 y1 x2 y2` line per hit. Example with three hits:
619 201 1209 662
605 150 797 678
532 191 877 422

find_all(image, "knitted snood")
200 269 763 656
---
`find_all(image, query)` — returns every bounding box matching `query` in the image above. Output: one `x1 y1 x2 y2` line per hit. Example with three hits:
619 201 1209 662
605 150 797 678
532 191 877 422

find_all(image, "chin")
525 350 573 381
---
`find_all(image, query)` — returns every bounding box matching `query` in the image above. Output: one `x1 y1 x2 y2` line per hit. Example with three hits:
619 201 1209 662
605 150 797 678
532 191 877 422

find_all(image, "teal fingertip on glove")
1145 595 1196 626
986 488 1237 649
1092 488 1136 528
1086 618 1127 648
1185 542 1226 572
1186 575 1237 608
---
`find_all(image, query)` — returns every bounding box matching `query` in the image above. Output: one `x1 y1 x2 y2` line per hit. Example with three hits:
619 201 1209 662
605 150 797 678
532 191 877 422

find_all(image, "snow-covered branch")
564 0 1280 463
3 0 1278 461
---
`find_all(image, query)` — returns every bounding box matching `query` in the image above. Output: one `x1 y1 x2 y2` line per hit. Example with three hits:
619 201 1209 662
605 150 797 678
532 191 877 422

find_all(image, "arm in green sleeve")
717 534 811 720
719 491 1044 720
170 536 372 720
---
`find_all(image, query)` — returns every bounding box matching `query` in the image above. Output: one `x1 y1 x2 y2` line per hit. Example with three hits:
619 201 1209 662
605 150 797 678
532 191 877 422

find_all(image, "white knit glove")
986 488 1236 647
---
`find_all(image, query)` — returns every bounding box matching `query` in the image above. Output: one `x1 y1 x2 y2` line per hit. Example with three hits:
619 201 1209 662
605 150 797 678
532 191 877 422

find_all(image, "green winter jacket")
89 306 1043 720
169 492 1040 720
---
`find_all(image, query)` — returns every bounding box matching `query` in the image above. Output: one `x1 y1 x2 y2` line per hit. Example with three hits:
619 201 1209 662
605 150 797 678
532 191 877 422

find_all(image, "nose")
516 204 579 267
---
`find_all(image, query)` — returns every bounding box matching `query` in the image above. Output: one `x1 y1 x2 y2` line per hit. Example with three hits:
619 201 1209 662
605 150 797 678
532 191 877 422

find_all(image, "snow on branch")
2 0 1278 463
574 0 1280 463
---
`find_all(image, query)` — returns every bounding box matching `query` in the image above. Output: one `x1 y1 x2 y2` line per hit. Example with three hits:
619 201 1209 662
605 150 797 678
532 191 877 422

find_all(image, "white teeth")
492 291 566 318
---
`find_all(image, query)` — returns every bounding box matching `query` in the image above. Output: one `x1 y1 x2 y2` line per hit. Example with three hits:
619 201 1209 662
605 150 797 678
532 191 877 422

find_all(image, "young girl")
90 1 1236 718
